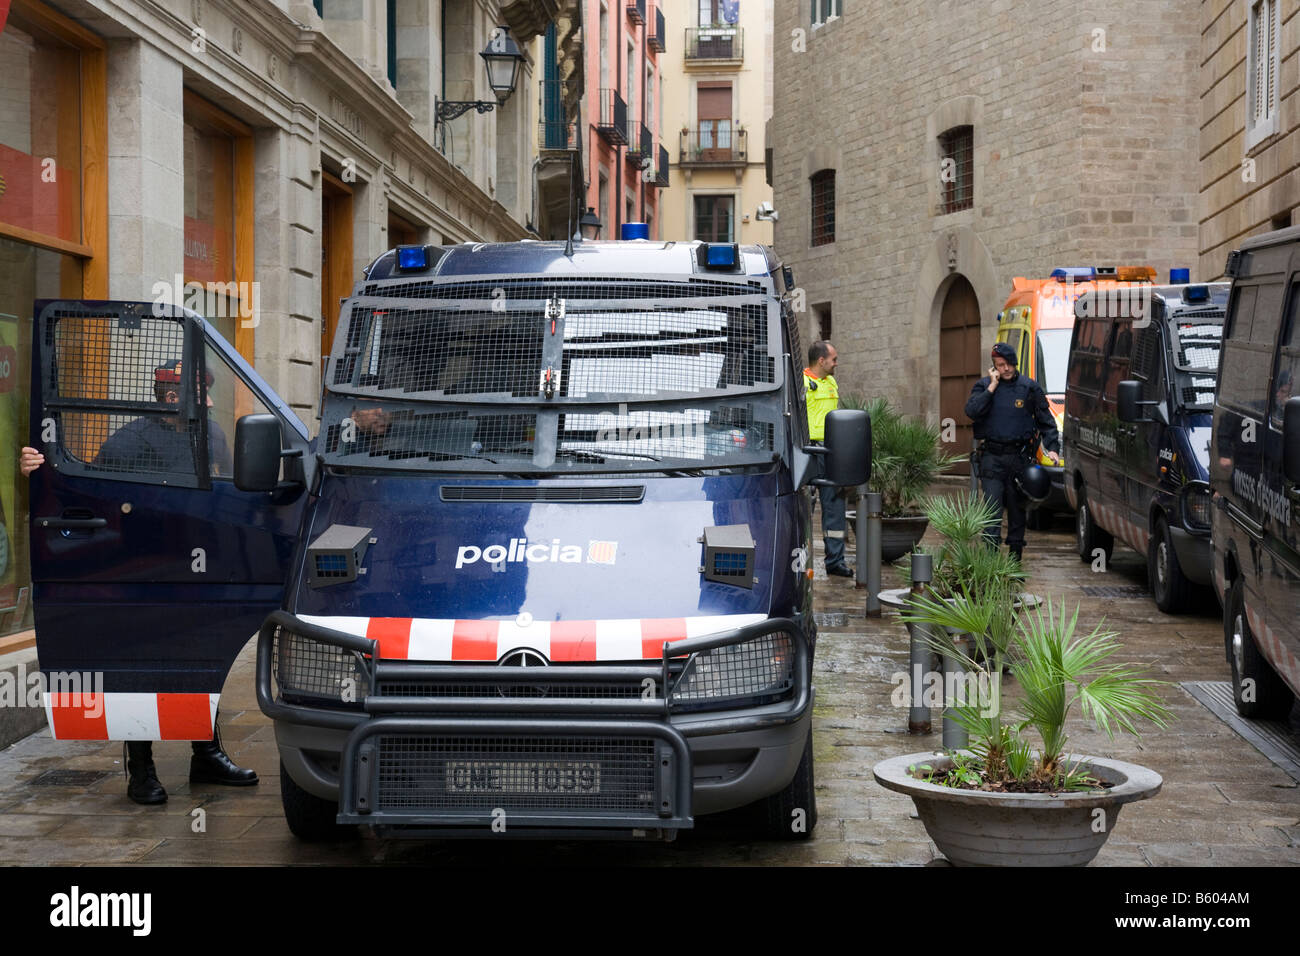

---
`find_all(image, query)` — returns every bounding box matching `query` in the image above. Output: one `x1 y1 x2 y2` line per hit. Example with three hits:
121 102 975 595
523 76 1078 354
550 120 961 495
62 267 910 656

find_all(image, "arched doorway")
939 275 981 475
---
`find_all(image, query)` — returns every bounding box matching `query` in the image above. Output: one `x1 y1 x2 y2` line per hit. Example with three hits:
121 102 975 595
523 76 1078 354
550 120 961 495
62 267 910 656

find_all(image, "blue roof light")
1050 267 1097 281
396 245 429 270
1170 268 1191 284
620 222 649 240
706 244 737 267
1183 284 1210 302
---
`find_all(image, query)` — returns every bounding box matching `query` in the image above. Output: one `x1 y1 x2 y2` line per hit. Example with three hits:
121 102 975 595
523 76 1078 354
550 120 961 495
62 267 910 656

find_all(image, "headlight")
1182 484 1211 530
670 633 794 708
273 626 371 706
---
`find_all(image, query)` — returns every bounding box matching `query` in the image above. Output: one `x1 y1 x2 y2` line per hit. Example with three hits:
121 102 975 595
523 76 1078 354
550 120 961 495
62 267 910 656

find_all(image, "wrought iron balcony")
648 143 669 187
627 0 645 24
648 5 666 52
679 126 747 166
597 89 628 146
684 26 742 62
626 122 652 165
538 120 577 151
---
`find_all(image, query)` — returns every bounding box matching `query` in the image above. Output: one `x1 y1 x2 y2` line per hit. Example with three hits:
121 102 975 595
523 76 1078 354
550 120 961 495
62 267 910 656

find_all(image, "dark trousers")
978 450 1028 550
811 484 848 569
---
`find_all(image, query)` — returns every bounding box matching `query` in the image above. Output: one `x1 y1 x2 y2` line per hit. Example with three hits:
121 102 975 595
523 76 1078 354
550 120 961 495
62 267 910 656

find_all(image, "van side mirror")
1284 396 1300 484
235 414 284 492
1117 380 1166 424
817 409 871 487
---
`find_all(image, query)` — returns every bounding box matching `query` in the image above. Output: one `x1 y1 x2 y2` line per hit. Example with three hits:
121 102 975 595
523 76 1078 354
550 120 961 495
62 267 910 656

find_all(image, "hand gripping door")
29 300 309 740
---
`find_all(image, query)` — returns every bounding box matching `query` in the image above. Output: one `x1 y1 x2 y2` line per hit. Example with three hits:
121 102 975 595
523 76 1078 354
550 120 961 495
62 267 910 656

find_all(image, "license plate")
445 761 602 794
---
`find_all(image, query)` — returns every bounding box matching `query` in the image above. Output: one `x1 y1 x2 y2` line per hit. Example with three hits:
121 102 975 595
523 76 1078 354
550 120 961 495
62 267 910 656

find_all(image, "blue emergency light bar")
1170 268 1190 283
620 222 649 240
1050 267 1096 281
396 245 430 270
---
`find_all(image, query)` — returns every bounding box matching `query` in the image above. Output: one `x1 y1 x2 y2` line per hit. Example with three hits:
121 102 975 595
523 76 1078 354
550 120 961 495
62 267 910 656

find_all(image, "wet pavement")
1 481 1298 866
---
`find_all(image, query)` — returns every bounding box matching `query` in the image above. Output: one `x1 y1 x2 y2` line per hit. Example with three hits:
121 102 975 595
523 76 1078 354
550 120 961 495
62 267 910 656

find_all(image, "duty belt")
981 439 1029 454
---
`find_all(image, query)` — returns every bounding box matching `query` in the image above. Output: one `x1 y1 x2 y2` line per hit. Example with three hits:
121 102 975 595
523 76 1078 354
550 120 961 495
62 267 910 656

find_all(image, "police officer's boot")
1009 546 1023 563
125 741 167 805
189 721 259 786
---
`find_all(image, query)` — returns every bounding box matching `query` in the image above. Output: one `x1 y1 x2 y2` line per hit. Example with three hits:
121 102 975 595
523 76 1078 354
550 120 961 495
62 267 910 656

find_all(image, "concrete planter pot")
873 752 1162 866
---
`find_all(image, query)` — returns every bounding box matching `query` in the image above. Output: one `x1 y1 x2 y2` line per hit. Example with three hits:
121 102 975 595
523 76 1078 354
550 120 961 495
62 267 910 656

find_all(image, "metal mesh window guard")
48 311 202 479
810 169 835 247
938 125 973 215
1175 323 1222 408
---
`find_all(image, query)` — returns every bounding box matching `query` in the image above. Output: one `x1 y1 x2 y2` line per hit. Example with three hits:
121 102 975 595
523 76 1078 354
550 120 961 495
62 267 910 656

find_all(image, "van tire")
1149 516 1192 613
1226 579 1294 720
759 729 817 841
1075 491 1113 564
280 760 356 841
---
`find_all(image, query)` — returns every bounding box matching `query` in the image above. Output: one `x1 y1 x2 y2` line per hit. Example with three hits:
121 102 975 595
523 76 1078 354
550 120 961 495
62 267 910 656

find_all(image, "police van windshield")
319 285 784 473
1035 328 1071 394
1172 321 1221 410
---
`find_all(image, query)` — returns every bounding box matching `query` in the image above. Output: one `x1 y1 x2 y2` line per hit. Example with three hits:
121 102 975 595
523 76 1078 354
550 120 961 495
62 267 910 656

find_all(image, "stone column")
395 0 443 144
106 39 184 300
252 118 322 420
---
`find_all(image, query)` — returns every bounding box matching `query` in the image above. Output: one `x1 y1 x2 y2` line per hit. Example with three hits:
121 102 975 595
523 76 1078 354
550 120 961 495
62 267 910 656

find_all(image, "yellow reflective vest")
803 369 838 441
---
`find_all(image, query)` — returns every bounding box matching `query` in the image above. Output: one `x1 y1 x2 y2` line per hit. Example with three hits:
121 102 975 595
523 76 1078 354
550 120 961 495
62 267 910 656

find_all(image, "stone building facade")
1199 0 1300 277
771 0 1202 426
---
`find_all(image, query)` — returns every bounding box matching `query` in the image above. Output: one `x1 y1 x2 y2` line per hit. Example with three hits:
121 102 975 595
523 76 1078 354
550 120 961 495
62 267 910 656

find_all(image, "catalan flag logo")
587 540 618 565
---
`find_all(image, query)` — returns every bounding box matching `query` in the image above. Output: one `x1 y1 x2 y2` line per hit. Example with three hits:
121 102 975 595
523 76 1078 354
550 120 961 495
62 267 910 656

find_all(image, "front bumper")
258 611 813 834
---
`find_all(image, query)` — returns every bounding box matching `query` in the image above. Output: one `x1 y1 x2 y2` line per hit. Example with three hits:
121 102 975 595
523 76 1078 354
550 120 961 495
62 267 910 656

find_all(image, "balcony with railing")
679 125 747 166
596 89 628 146
646 143 669 187
538 120 577 151
626 122 652 166
684 26 742 63
626 0 645 24
648 5 666 52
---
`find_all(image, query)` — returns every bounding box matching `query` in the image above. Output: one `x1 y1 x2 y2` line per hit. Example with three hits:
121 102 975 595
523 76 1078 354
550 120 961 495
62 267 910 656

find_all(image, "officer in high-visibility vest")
804 341 852 577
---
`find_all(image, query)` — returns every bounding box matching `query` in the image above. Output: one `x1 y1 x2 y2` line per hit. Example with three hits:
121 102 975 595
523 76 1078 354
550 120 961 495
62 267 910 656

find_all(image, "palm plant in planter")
841 396 963 560
874 587 1172 866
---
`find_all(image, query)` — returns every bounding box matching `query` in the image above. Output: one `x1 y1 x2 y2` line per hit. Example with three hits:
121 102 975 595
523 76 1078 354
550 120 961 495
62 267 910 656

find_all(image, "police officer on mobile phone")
964 343 1061 562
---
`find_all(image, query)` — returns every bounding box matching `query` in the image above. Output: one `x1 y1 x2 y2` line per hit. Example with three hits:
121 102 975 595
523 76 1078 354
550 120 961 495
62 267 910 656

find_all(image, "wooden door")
320 171 353 362
939 275 981 476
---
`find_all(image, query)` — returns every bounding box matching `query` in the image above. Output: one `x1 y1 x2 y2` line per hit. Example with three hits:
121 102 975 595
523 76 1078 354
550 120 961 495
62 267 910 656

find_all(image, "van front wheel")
280 760 356 842
757 729 817 841
1149 516 1192 613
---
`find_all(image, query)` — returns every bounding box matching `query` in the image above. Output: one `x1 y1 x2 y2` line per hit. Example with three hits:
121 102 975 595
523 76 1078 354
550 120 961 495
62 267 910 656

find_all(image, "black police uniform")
964 361 1059 554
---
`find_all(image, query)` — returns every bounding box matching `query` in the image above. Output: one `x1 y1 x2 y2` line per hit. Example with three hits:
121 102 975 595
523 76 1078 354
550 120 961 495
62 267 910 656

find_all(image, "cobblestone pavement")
1 492 1297 866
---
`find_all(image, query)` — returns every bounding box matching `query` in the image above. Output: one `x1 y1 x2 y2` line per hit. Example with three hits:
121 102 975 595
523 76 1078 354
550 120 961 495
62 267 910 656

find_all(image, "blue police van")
1209 228 1300 720
1063 282 1228 613
27 237 868 840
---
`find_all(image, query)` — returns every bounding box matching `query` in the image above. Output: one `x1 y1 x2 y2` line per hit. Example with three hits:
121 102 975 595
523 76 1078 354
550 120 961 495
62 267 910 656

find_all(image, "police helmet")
1015 462 1051 503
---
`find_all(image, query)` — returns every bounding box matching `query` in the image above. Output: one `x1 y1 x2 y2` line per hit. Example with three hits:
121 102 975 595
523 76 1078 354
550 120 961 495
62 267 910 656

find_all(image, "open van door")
29 300 311 740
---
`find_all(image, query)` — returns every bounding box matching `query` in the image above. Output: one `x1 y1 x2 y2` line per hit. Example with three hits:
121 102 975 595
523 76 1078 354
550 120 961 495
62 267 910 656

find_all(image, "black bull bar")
256 611 811 832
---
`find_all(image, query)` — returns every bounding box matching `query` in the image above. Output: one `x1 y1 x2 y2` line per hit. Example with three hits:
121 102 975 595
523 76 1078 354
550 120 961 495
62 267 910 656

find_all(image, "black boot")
125 741 167 805
1010 546 1023 562
190 723 258 786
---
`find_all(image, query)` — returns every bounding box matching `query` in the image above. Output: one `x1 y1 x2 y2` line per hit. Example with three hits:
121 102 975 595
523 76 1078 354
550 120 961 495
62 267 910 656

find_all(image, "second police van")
994 266 1157 521
1062 280 1228 612
26 235 869 841
1209 227 1300 720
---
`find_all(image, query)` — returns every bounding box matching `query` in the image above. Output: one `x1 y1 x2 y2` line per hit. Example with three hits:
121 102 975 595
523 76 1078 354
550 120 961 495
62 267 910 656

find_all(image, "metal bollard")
862 492 882 616
907 551 933 735
941 631 972 750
